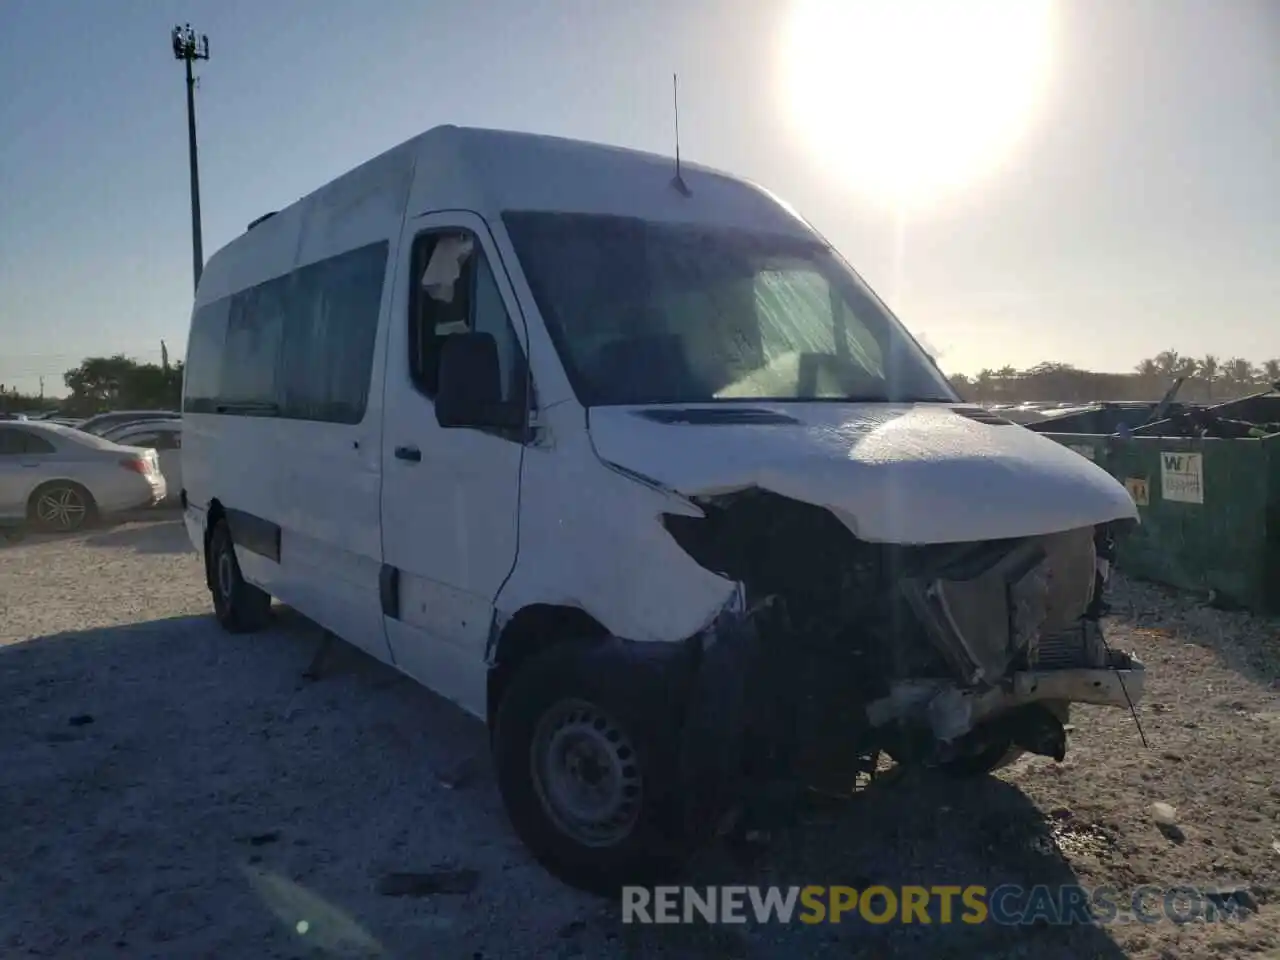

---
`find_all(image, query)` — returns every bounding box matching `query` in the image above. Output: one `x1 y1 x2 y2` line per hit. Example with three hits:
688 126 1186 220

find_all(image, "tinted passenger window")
220 277 287 412
183 299 230 414
184 241 388 423
281 241 389 423
408 231 526 404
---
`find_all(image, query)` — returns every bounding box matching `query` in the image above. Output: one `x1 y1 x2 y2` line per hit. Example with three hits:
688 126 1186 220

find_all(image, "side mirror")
436 332 526 430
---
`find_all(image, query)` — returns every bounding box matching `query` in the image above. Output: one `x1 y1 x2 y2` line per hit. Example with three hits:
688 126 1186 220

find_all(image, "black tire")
28 481 96 533
493 641 690 895
207 519 272 633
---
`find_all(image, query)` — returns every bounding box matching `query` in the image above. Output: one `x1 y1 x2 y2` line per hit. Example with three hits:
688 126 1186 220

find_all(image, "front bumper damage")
662 492 1145 836
867 642 1145 745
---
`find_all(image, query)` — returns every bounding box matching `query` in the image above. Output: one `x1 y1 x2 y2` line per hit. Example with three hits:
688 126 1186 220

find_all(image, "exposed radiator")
1033 620 1106 670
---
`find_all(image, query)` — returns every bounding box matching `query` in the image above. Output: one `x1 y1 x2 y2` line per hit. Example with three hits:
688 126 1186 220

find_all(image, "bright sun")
782 0 1057 210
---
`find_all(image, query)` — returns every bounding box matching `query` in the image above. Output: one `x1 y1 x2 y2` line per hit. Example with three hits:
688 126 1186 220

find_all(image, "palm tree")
1134 358 1159 378
1224 358 1257 393
1172 356 1198 380
1154 350 1182 377
994 366 1018 399
1198 354 1219 400
975 369 995 401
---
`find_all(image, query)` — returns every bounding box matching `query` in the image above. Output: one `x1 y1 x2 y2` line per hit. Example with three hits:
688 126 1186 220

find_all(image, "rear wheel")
207 519 272 633
28 482 96 533
493 641 689 894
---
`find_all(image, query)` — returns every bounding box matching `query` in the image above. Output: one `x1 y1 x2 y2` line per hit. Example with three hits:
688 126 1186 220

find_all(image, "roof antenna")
671 73 691 197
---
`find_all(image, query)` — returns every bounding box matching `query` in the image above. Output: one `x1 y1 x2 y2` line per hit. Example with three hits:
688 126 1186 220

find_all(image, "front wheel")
207 519 272 633
493 641 689 894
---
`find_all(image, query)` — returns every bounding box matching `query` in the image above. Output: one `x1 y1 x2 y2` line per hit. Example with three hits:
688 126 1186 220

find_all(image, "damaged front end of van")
664 488 1144 841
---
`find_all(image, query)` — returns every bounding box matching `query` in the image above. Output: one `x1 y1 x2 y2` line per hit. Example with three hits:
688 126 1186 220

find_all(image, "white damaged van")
181 125 1144 892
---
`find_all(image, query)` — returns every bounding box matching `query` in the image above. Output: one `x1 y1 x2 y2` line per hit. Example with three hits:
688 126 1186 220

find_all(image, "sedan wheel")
32 484 91 532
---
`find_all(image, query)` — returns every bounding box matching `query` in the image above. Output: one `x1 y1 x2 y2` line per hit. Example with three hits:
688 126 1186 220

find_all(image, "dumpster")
1028 401 1198 436
1134 391 1280 440
1038 420 1280 614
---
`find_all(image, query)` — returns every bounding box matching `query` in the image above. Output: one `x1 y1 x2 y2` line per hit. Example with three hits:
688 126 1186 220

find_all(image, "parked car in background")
0 421 166 531
99 419 182 502
77 410 180 437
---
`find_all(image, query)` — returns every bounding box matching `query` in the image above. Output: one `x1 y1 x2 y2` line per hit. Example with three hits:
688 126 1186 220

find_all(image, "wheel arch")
486 603 611 728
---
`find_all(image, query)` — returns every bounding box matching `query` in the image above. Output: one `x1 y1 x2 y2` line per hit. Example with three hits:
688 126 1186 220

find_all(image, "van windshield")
502 211 957 407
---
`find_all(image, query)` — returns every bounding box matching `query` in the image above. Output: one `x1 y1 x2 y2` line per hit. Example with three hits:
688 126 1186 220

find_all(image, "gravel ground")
0 516 1277 959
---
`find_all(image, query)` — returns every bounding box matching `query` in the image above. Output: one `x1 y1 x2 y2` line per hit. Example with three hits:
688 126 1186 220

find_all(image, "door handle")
394 445 421 463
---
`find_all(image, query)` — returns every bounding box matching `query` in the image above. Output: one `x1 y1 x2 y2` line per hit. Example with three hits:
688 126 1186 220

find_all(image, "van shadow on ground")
0 611 1128 959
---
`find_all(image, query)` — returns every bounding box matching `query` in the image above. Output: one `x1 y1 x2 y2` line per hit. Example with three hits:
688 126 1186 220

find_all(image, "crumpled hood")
588 403 1138 545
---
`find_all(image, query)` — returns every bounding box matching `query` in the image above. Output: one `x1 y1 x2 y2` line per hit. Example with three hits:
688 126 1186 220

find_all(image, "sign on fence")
1160 452 1204 504
1124 477 1150 506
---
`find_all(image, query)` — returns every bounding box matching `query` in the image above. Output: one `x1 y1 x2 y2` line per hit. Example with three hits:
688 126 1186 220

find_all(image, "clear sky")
1 0 1277 396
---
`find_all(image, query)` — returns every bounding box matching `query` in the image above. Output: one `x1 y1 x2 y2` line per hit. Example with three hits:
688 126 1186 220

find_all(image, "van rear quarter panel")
184 140 413 662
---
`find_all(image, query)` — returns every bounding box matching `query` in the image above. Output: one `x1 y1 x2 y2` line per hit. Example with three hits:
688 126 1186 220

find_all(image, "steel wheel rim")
530 698 642 848
216 548 235 601
37 487 86 530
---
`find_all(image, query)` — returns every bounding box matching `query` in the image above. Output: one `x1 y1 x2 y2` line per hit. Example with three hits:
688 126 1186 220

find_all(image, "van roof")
195 125 814 308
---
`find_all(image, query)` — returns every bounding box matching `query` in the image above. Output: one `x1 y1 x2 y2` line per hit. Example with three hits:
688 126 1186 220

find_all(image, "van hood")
587 403 1138 545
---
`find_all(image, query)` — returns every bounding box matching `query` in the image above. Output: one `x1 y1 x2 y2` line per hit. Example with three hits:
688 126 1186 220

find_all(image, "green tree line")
952 352 1280 404
0 355 184 415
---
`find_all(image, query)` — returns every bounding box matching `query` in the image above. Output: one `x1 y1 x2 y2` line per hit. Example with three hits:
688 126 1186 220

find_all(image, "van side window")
186 240 389 423
183 299 230 414
221 276 286 411
408 231 526 405
281 241 389 423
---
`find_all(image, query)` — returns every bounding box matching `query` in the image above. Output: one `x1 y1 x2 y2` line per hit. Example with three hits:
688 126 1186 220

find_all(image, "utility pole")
171 24 209 295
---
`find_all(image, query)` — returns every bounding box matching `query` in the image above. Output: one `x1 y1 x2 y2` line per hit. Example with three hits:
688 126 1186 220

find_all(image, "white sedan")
0 421 167 532
99 420 182 503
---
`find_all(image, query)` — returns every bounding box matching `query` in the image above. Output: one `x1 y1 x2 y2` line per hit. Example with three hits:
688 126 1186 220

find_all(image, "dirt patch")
0 529 1276 958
